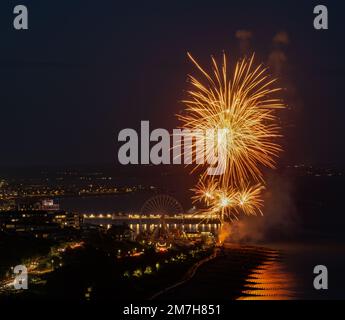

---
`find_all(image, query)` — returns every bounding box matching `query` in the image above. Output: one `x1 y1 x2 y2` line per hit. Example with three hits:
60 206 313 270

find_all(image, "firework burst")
178 52 284 185
191 179 265 222
236 184 265 216
191 179 217 206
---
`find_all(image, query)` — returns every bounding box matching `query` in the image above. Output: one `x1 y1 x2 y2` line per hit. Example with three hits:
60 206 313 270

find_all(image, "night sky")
0 0 344 167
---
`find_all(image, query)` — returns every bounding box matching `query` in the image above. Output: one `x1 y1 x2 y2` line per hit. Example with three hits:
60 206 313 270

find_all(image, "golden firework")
236 184 265 216
178 52 284 185
191 178 217 206
212 186 239 221
180 52 284 225
191 180 265 222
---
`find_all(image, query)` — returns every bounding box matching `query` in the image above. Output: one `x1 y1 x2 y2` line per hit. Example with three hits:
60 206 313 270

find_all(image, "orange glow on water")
238 252 297 300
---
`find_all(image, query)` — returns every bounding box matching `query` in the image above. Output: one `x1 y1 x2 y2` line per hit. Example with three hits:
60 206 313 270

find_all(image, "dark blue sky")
0 0 344 167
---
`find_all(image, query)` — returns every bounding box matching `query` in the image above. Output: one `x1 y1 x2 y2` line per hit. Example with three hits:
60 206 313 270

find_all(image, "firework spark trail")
179 52 284 223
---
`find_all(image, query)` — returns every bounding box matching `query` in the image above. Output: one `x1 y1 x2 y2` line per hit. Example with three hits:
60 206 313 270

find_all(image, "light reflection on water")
238 250 298 300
